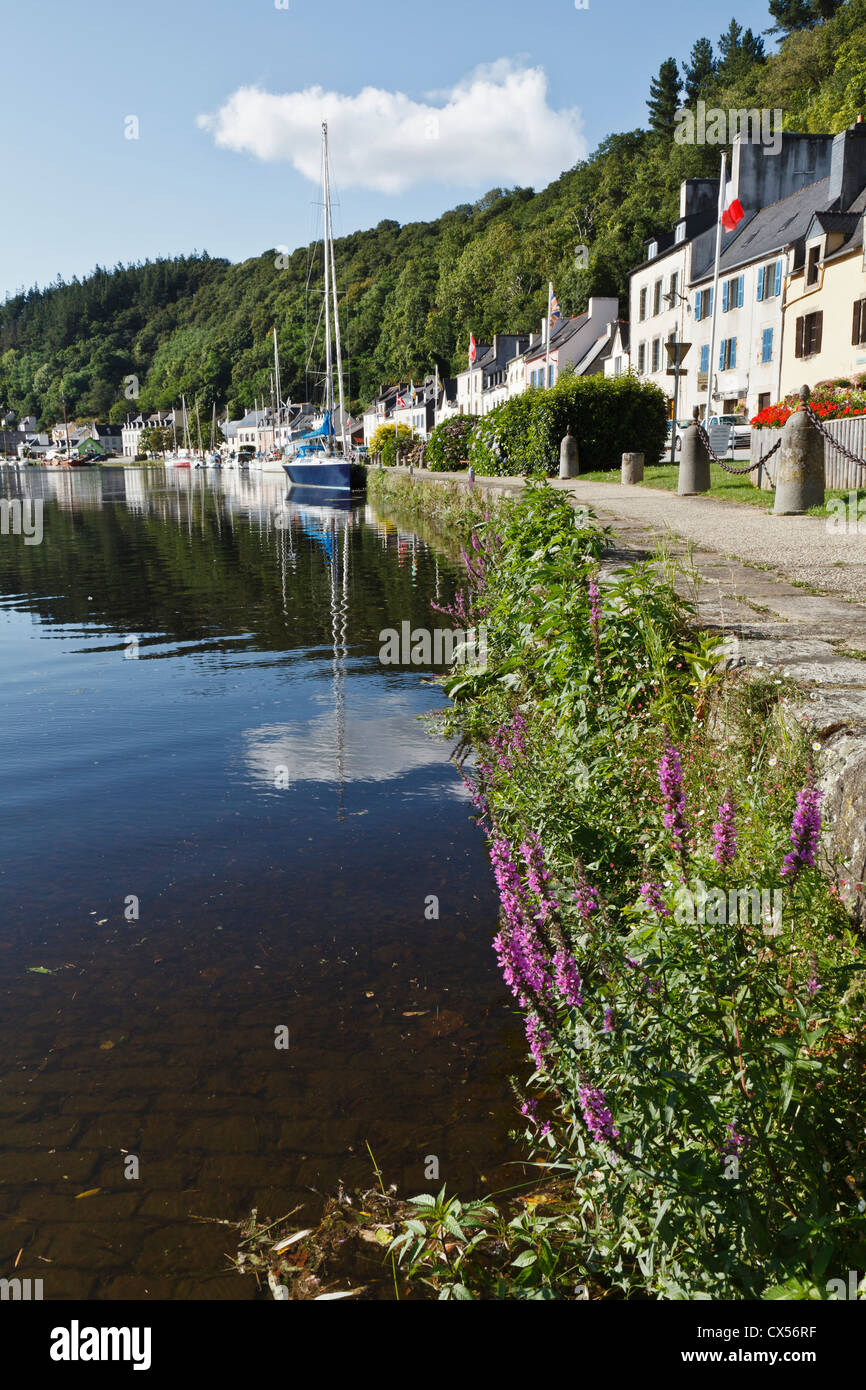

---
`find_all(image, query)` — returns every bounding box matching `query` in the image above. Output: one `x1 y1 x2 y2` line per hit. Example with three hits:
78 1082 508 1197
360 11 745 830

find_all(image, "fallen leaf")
27 967 54 975
74 1189 101 1199
402 1010 428 1017
99 1041 114 1051
271 1229 313 1254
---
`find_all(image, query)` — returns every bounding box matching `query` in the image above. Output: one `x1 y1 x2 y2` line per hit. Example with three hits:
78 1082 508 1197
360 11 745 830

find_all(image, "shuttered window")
795 311 823 358
853 299 866 346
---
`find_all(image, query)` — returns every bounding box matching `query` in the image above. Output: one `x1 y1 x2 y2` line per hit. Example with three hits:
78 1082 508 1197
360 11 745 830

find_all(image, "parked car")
665 418 693 453
708 414 751 450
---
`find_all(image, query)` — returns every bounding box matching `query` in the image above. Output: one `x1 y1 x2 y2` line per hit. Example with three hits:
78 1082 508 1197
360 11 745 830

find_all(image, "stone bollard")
677 407 711 495
773 385 825 515
621 451 644 484
559 427 579 479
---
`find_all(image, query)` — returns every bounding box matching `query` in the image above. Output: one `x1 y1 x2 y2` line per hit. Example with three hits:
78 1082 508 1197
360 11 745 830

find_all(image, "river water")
0 466 521 1300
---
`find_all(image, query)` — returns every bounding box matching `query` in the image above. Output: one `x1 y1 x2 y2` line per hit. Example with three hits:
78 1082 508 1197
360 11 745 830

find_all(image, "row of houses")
613 119 866 420
364 119 866 443
361 297 623 446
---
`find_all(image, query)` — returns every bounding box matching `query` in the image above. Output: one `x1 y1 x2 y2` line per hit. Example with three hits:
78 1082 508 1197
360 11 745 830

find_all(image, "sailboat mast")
323 123 347 456
321 124 334 442
273 325 283 450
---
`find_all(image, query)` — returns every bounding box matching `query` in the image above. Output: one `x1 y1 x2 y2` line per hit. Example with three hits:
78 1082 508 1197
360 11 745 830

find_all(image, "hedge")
425 414 478 471
468 374 669 476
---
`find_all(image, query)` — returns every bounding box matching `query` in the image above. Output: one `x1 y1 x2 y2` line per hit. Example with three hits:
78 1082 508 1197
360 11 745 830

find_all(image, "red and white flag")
468 334 477 364
395 394 406 409
721 182 744 233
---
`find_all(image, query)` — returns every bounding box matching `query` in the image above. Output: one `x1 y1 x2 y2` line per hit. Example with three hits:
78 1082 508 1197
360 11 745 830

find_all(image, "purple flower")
578 1085 620 1143
712 794 738 868
520 1099 538 1120
553 949 583 1007
658 743 689 859
588 576 601 630
526 1013 552 1070
781 783 823 879
640 880 669 917
603 1008 615 1033
724 1124 750 1156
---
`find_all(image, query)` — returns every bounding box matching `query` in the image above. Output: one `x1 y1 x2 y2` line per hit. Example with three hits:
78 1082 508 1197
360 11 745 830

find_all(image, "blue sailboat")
284 124 365 495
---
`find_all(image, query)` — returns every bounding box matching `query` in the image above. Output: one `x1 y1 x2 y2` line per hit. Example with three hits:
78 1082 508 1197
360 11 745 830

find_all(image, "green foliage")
368 422 415 466
426 415 477 471
393 481 866 1300
647 58 682 139
468 374 668 477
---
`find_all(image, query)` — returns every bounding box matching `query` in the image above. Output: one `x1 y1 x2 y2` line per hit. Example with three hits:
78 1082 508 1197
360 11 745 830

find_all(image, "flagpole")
544 280 553 387
706 152 726 426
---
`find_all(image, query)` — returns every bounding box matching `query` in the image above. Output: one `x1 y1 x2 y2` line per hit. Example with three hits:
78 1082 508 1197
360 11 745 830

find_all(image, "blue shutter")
695 290 702 320
737 275 744 307
700 344 709 372
757 266 765 301
729 338 737 369
719 340 726 369
722 281 729 312
774 259 782 296
762 327 773 363
708 287 714 316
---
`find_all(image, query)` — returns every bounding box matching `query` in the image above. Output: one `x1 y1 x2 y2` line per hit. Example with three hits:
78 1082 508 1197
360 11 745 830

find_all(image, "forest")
1 0 863 429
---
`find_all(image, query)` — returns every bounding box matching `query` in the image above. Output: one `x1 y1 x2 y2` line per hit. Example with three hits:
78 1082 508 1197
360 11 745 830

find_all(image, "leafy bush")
367 422 415 466
426 415 477 471
392 481 866 1301
468 375 668 476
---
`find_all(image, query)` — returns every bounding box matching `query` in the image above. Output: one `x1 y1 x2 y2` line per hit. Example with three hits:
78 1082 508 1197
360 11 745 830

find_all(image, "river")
0 465 521 1299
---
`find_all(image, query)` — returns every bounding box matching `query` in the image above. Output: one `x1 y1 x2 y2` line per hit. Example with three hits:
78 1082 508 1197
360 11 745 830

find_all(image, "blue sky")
1 0 777 298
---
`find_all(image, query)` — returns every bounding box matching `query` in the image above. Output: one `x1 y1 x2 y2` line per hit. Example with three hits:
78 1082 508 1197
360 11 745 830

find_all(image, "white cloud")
197 60 585 194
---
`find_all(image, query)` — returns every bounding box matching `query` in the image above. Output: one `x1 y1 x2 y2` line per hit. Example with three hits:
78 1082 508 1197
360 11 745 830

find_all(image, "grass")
578 463 866 519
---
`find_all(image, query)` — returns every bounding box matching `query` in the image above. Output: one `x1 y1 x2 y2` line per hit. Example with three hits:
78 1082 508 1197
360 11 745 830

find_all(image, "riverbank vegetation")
372 472 866 1300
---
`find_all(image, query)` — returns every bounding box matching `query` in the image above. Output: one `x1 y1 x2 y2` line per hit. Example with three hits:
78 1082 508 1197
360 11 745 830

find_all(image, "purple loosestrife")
640 880 669 917
587 574 604 689
490 837 553 1008
603 1008 615 1033
520 833 557 923
578 1085 620 1143
573 860 599 925
712 793 738 868
724 1124 750 1156
526 1013 552 1070
553 949 583 1007
658 742 689 864
781 782 823 879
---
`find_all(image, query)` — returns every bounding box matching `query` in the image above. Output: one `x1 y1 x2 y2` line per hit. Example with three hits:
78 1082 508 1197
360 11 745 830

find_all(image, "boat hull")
283 460 365 492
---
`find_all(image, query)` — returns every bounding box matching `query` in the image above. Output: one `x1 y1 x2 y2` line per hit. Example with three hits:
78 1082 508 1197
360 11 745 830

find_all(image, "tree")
368 422 414 466
647 58 682 139
717 20 765 83
683 38 716 103
139 424 172 457
768 0 842 33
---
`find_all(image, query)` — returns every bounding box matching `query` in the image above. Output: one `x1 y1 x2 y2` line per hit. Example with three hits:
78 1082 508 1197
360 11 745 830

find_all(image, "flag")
468 334 477 364
550 294 562 325
721 182 744 232
396 394 406 409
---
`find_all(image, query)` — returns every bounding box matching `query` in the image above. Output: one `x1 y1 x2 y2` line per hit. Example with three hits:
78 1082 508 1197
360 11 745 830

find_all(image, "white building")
521 298 619 389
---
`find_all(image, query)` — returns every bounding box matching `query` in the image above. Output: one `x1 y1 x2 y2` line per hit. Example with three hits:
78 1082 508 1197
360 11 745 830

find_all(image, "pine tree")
717 19 765 82
768 0 841 32
683 37 716 104
647 58 683 139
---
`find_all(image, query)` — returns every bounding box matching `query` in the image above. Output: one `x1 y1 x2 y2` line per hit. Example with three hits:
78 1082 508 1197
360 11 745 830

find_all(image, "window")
669 271 679 302
695 287 714 321
639 287 648 321
757 393 771 413
647 240 657 259
722 275 744 312
549 364 555 386
852 298 866 346
637 343 646 374
795 311 823 358
653 280 662 315
699 344 709 372
757 259 783 301
718 338 737 370
761 327 774 363
651 338 661 372
806 245 821 286
675 222 686 244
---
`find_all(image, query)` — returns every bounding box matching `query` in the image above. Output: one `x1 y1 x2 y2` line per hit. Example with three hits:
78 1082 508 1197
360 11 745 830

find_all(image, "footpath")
384 465 866 922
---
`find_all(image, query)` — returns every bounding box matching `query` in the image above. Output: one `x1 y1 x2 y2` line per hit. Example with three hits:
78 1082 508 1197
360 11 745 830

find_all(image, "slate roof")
523 314 589 364
689 177 832 284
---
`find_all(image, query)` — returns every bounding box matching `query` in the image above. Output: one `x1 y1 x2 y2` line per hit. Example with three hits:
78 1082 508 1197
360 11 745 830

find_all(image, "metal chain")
694 421 781 475
803 403 866 471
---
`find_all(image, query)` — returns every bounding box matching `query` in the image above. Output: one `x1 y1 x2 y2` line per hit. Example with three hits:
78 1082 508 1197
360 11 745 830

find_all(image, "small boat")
283 123 365 496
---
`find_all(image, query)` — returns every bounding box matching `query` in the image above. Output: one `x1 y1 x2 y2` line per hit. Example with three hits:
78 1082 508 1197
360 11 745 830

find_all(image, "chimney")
828 120 866 210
